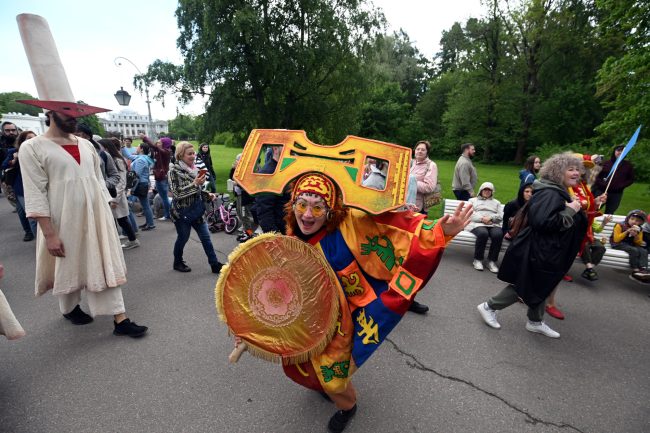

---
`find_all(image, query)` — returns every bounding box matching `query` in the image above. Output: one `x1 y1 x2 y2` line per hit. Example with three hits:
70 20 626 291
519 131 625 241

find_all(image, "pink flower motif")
256 278 294 316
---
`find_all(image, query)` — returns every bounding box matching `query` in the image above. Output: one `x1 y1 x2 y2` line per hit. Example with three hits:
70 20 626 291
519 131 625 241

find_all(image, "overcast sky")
1 0 483 121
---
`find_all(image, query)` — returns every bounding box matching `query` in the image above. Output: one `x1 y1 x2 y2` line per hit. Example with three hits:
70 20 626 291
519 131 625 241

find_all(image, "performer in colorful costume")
219 130 473 433
570 154 608 282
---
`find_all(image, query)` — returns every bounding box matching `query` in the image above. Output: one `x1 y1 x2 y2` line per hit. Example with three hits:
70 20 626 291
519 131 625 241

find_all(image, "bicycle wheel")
224 215 240 234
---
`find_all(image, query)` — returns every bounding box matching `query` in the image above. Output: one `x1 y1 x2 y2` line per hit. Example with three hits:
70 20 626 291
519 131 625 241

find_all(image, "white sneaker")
525 320 560 338
122 239 141 250
487 261 499 273
158 216 169 221
473 260 484 271
477 302 501 329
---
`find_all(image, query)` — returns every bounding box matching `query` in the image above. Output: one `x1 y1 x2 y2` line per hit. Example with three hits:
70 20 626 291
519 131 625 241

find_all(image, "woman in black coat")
477 153 588 338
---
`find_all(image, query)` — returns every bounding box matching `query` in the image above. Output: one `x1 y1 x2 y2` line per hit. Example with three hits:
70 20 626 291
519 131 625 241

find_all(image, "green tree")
137 0 384 144
76 101 106 136
594 0 650 181
0 92 41 116
168 114 199 140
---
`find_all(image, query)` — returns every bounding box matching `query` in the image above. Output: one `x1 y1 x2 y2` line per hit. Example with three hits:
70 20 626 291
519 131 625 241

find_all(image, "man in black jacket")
255 145 289 233
1 122 19 195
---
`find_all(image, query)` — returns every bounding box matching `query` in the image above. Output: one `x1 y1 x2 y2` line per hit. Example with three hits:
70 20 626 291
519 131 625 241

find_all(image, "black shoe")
174 262 192 272
23 232 34 242
581 268 598 281
113 318 148 338
63 305 93 325
328 404 357 433
408 300 429 315
140 225 156 231
211 262 223 274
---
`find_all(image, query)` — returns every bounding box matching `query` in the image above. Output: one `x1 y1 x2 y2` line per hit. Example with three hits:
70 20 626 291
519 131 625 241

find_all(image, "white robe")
20 136 127 296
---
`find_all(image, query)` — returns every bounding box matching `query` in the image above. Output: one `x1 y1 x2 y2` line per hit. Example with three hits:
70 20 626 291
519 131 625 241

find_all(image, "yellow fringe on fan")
214 232 341 366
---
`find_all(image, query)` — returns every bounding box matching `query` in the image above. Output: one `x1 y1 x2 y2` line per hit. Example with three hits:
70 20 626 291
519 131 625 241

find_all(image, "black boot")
408 300 429 315
174 261 192 272
113 318 148 338
211 262 223 274
327 404 357 433
63 305 93 325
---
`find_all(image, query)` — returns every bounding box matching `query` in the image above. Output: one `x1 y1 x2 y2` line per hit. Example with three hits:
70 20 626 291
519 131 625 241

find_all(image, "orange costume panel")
283 210 450 393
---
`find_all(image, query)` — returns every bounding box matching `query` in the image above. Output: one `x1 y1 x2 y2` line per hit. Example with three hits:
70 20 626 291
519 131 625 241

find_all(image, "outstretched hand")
439 202 473 237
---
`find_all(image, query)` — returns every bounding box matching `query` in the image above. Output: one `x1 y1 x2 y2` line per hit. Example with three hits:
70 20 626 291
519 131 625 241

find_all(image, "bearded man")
19 107 148 338
1 121 19 197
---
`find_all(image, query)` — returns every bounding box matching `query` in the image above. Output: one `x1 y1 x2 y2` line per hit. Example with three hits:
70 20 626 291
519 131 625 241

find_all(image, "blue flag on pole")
605 125 642 181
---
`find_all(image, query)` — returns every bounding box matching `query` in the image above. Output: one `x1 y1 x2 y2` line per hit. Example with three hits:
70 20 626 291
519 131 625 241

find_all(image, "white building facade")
99 109 168 139
0 112 47 135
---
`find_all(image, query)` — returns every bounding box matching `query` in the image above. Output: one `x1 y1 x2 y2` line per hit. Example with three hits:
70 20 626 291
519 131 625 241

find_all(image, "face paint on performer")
293 193 328 236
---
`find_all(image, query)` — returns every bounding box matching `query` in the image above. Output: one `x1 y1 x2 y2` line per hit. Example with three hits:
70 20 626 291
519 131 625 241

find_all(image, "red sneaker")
562 274 573 282
545 305 565 320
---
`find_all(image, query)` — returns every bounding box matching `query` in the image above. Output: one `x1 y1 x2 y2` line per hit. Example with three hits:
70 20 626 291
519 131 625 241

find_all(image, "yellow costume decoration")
234 129 412 214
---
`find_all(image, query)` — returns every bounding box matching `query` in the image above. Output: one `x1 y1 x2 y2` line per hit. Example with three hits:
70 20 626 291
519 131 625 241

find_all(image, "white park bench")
441 199 630 269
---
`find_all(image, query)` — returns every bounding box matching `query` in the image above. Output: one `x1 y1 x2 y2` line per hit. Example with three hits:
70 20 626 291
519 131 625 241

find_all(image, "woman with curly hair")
477 152 588 338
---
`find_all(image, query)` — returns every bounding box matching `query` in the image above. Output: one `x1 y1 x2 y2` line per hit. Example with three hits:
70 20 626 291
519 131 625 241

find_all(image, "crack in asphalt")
385 338 585 433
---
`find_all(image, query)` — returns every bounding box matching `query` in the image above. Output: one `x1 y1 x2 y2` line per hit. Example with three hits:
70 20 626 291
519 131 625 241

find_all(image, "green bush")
212 131 237 147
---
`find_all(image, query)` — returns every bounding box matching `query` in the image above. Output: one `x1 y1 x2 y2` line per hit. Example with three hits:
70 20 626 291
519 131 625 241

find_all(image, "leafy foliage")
136 0 649 182
138 0 384 144
0 92 41 116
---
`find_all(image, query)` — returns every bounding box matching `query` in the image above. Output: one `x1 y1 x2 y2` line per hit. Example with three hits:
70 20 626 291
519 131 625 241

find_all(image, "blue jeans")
127 210 138 234
155 179 171 218
173 219 219 266
135 182 154 227
16 195 37 235
125 196 139 235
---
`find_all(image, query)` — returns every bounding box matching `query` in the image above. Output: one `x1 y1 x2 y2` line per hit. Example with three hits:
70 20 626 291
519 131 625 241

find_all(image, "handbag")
133 182 149 197
422 161 442 208
3 167 17 186
180 197 206 222
125 170 138 190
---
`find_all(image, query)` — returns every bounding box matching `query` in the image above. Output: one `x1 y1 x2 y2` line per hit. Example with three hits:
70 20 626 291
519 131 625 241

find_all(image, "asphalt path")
0 197 648 433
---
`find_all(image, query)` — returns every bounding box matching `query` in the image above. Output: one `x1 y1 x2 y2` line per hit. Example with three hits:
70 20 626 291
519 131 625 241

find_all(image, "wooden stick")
229 342 247 363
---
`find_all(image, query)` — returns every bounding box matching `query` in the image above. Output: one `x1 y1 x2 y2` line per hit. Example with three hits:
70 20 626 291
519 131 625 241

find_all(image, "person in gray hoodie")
466 182 504 273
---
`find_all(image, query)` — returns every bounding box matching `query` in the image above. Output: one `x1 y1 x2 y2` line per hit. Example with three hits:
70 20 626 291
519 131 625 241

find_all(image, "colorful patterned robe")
571 180 602 253
283 209 451 393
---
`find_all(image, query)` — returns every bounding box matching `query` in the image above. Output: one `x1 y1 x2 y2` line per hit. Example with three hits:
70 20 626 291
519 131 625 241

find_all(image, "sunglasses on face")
293 199 327 218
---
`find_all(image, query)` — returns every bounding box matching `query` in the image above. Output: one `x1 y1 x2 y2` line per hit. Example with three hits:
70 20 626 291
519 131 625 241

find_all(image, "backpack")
125 170 139 190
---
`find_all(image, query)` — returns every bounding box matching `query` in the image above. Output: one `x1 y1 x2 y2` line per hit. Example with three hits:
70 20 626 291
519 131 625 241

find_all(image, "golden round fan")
215 233 340 365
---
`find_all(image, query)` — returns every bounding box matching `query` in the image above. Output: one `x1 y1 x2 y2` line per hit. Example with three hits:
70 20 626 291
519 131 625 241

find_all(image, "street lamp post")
114 56 154 139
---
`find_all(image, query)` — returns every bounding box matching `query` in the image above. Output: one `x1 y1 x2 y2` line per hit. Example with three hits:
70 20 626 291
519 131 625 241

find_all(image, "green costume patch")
320 361 350 383
360 235 404 270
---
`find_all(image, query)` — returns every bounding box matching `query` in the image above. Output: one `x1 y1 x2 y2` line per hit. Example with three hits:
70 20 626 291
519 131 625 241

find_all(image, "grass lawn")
140 142 649 217
426 160 649 218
